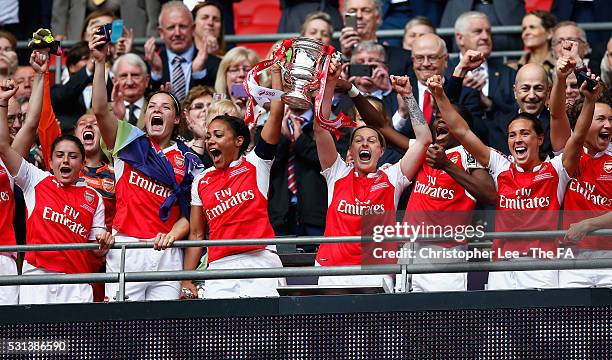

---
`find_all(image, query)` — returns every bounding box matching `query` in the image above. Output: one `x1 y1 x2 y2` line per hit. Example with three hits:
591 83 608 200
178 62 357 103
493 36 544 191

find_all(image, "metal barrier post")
116 245 127 302
399 264 408 293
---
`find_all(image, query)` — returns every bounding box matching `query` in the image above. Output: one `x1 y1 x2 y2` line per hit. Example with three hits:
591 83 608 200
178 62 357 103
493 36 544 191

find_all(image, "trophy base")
282 93 312 110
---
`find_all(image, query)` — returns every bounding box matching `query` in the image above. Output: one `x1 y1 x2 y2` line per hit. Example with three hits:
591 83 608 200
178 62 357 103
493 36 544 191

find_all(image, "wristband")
348 85 360 98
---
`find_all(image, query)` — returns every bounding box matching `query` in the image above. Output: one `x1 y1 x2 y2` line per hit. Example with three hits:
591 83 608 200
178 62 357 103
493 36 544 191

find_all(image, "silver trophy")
281 37 329 109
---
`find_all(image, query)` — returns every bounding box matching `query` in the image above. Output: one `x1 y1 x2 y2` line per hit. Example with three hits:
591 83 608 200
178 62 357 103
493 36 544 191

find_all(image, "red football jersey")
14 159 105 273
316 155 410 266
112 142 185 238
562 149 612 250
0 160 15 246
489 150 570 259
192 151 275 263
405 145 483 247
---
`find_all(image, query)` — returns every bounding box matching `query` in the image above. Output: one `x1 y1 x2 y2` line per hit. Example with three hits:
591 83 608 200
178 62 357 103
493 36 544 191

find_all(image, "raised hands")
192 34 209 74
29 50 49 74
113 27 134 59
111 80 126 120
454 50 485 78
556 41 578 80
339 27 360 57
144 37 163 75
0 48 18 75
89 30 110 63
0 79 18 102
426 75 444 98
426 144 452 170
390 75 413 97
580 71 602 102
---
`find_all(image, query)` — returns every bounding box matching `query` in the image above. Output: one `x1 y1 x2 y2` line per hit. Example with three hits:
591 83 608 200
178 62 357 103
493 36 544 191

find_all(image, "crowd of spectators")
0 0 610 304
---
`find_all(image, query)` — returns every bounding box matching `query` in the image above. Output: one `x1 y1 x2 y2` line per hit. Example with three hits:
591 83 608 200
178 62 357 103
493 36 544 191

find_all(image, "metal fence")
1 229 611 301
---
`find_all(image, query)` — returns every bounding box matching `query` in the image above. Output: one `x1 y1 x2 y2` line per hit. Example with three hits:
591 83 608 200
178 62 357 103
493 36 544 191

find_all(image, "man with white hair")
446 11 517 119
111 53 150 128
551 21 591 62
339 0 412 76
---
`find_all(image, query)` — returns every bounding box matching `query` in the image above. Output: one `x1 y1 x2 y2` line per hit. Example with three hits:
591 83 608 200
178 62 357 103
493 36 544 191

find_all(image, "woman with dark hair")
91 31 202 302
0 60 112 304
182 64 284 299
314 60 432 287
192 1 226 57
428 67 601 290
512 10 557 75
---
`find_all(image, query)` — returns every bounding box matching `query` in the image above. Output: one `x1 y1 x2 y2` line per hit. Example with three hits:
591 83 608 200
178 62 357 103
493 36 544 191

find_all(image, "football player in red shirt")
182 64 285 299
0 52 113 304
430 49 601 290
314 60 432 287
549 41 612 288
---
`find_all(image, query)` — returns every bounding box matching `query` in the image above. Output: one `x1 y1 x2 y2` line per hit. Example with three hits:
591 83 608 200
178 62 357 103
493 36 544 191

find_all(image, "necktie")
171 56 186 103
127 103 139 125
287 117 304 196
423 90 433 124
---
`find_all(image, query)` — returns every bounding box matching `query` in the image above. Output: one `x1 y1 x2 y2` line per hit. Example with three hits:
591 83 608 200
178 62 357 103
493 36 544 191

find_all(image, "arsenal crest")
102 178 115 192
604 161 612 174
84 190 95 205
174 154 185 168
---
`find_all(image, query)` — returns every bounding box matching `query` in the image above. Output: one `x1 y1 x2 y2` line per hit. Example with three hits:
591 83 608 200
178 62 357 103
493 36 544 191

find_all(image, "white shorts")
105 235 183 302
559 249 612 288
396 243 468 292
0 254 18 305
203 249 285 299
316 261 394 290
19 261 93 304
487 258 559 290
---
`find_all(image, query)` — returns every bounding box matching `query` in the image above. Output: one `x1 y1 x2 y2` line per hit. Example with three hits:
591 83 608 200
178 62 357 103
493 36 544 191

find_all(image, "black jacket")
150 46 221 90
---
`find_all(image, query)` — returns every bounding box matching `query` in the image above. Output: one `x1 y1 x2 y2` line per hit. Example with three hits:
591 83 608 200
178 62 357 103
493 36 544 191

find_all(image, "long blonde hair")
214 47 260 98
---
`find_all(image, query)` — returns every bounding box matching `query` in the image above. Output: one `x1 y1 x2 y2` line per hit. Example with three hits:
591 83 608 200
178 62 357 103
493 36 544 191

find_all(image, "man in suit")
487 63 553 157
446 11 517 144
440 0 524 51
144 1 220 102
392 33 483 139
339 0 412 77
111 53 150 129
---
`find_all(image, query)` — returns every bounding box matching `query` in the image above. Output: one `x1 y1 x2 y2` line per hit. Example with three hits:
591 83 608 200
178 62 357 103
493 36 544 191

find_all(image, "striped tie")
287 154 297 195
171 55 186 103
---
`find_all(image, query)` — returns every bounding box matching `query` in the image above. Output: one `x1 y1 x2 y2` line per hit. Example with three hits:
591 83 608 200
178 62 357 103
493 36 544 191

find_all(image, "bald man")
392 34 483 140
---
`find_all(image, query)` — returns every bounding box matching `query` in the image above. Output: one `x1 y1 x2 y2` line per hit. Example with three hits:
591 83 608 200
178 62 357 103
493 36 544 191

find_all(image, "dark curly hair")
209 115 251 154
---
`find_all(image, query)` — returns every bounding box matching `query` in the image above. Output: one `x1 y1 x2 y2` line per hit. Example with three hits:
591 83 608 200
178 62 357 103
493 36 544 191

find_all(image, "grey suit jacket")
440 0 525 28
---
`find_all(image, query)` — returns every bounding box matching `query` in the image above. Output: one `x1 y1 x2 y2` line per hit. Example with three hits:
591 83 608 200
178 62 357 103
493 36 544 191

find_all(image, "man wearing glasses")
392 33 482 140
552 21 591 64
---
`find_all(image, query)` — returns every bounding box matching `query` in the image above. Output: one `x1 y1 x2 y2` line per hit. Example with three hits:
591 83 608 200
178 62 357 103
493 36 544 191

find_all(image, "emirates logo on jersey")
174 154 185 168
84 190 95 205
604 161 612 174
102 178 114 192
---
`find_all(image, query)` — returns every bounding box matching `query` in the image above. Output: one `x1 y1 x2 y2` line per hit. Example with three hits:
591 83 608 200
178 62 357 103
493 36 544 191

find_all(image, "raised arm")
562 74 601 177
428 74 491 167
0 81 23 175
390 75 432 178
259 64 284 145
314 57 342 171
12 51 48 158
426 144 497 204
89 31 119 148
565 211 612 244
549 41 578 152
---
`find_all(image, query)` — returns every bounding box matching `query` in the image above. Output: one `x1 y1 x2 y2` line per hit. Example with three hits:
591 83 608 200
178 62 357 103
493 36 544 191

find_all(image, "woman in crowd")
300 11 334 46
182 63 284 299
0 31 17 82
511 10 557 75
0 51 112 304
314 59 432 287
402 16 435 51
214 47 259 115
429 52 601 289
192 1 226 57
91 31 201 302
